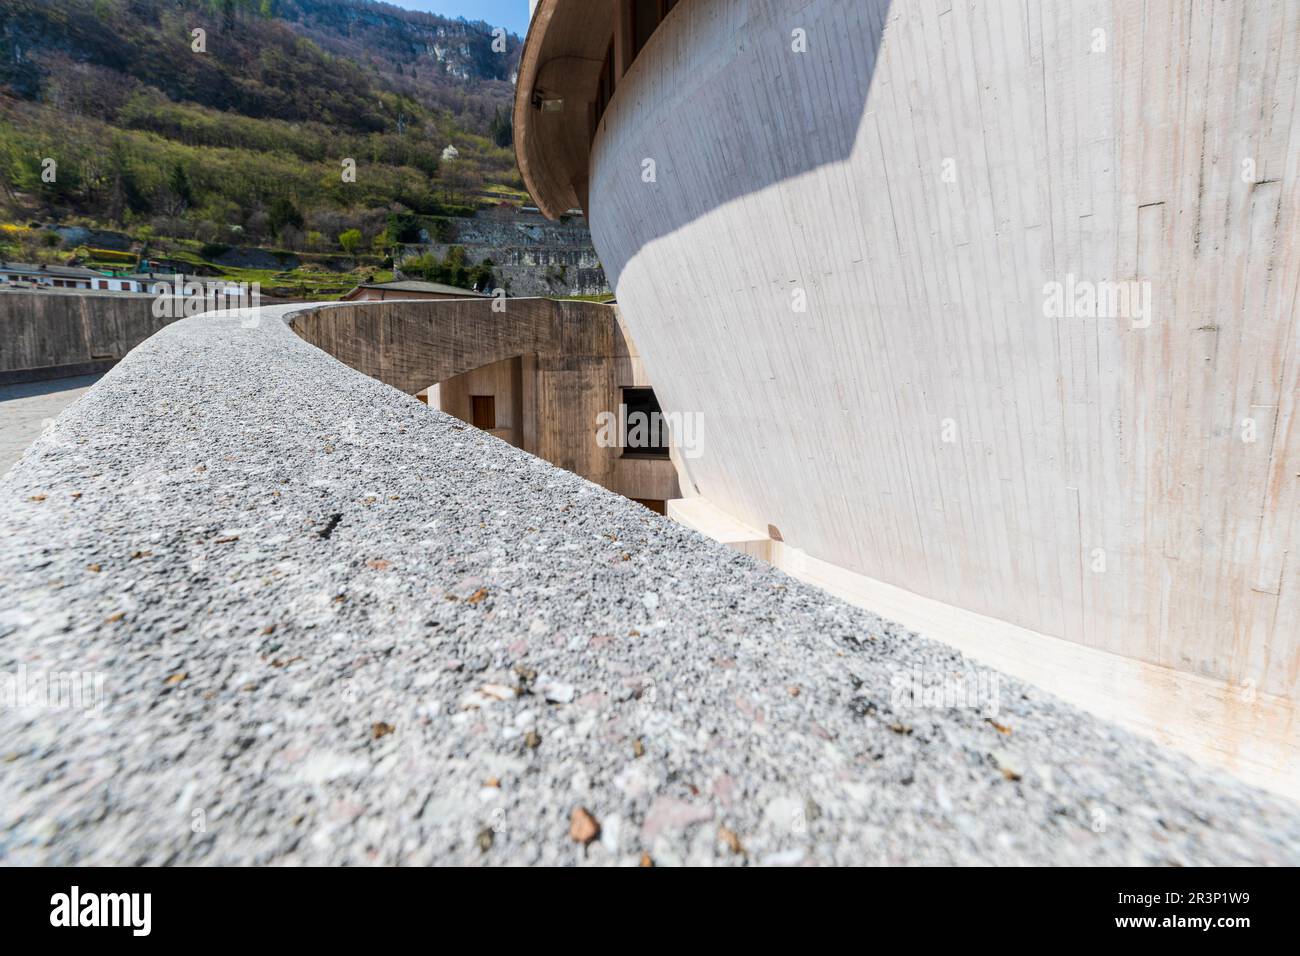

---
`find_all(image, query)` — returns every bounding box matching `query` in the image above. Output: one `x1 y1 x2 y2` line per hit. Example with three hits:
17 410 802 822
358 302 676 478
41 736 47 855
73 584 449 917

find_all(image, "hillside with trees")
0 0 532 294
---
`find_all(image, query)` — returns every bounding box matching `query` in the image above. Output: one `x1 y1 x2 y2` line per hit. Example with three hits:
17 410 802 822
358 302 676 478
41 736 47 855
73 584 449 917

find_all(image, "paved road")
0 375 102 476
0 306 1297 865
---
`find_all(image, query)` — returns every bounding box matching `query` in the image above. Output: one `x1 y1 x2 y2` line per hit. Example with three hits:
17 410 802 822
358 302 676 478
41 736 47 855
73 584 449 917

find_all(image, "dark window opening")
595 39 615 126
596 3 680 129
632 0 660 58
622 387 669 458
471 395 497 430
632 498 666 515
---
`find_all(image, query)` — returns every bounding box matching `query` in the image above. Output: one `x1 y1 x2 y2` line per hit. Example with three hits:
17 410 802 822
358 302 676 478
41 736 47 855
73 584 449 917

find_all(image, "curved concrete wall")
587 0 1300 698
291 297 679 505
293 297 612 395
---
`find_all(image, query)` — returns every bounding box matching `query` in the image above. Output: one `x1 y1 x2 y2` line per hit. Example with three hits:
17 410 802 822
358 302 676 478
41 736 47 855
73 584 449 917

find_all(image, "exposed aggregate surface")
1 305 1298 865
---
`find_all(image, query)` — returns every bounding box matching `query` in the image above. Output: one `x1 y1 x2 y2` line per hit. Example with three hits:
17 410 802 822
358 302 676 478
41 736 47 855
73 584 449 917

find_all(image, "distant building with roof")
0 262 114 291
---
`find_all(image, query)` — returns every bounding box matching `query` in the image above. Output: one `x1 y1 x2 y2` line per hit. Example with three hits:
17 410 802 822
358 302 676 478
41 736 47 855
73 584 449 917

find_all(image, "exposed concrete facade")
515 0 1300 786
0 288 169 384
291 297 679 508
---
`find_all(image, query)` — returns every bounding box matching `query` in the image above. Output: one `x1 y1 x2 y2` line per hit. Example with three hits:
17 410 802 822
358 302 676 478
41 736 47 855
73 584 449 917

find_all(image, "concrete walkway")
0 305 1297 865
0 375 102 476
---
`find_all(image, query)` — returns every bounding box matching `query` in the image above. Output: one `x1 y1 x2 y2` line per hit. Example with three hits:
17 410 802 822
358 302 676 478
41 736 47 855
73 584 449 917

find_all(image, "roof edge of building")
513 0 612 221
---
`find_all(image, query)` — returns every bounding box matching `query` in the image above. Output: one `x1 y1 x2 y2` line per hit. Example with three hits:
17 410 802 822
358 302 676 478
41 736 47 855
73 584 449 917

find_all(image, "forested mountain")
272 0 521 135
0 0 525 258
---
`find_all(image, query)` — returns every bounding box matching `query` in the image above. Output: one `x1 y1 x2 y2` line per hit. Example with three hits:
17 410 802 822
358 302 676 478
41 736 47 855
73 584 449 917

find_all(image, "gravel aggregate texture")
1 304 1298 865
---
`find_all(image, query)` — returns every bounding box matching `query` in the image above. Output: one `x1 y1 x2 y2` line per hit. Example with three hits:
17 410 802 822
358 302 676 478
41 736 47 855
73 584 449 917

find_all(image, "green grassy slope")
0 0 524 272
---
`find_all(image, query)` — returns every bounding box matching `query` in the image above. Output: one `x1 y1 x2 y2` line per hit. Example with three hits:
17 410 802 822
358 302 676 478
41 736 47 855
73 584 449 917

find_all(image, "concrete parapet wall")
290 296 678 505
0 289 168 383
1 302 1297 863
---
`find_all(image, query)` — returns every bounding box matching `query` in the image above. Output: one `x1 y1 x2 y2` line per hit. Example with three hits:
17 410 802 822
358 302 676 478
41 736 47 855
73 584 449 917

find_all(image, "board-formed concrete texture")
515 3 1300 722
294 296 679 505
0 289 167 383
1 303 1299 864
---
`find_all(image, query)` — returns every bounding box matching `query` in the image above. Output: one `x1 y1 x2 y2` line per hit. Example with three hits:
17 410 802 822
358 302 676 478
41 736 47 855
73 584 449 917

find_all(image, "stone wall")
2 302 1294 861
406 209 610 297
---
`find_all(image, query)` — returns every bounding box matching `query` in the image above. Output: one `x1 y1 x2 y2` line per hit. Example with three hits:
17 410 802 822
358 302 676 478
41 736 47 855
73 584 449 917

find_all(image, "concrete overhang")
513 0 614 219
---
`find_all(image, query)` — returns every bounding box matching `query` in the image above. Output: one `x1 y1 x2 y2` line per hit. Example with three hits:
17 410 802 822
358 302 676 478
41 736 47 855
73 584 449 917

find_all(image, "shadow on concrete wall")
587 0 891 271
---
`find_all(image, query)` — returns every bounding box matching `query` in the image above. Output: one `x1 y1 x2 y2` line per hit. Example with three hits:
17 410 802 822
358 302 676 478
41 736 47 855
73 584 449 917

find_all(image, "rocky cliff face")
272 0 522 126
0 0 520 141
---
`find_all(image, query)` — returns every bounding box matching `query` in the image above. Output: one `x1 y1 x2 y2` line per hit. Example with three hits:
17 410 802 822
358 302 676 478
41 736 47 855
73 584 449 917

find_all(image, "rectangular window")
471 395 497 430
622 387 669 457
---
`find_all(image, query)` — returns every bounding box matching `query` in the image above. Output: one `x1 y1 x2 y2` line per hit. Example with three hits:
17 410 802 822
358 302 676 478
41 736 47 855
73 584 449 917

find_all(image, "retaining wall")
0 288 169 384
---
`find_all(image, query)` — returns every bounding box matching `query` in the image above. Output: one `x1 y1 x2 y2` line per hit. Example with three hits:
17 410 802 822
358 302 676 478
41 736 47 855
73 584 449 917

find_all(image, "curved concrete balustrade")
2 301 1299 863
0 288 170 384
293 295 679 506
294 297 618 396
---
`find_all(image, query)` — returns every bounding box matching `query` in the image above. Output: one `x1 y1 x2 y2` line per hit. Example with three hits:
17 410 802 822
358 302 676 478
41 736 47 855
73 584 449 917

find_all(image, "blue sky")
383 1 531 37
